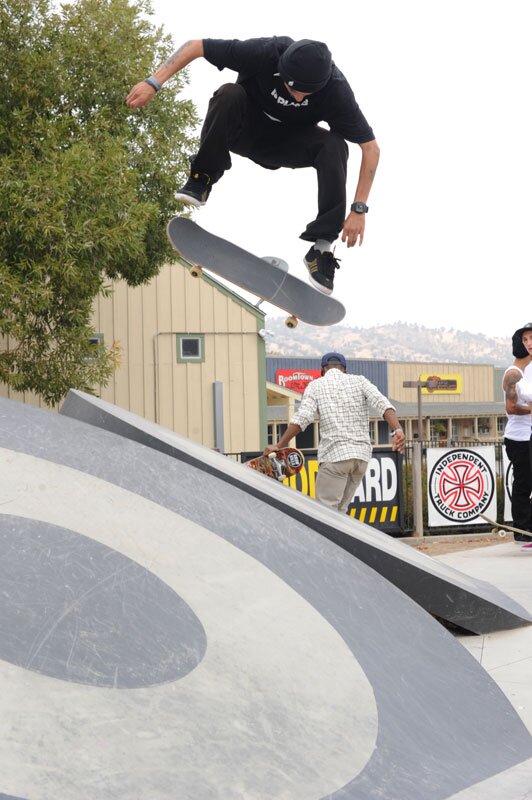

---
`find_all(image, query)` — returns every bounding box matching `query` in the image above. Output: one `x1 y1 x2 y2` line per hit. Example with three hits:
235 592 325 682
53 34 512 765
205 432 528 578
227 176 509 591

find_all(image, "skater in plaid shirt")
265 352 405 513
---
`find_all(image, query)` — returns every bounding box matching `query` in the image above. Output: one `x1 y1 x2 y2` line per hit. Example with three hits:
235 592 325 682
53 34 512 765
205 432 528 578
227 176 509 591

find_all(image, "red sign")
276 369 320 393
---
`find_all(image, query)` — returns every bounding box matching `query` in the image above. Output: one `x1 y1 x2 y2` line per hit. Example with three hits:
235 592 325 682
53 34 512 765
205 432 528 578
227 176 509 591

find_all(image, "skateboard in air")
479 514 530 539
245 447 305 482
167 217 345 328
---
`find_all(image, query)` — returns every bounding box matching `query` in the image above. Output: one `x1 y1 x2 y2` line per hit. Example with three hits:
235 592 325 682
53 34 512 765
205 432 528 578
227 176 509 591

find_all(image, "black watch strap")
351 201 369 214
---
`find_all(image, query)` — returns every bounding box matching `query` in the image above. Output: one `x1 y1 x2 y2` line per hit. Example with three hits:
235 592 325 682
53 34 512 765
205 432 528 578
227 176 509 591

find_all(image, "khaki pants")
316 459 368 514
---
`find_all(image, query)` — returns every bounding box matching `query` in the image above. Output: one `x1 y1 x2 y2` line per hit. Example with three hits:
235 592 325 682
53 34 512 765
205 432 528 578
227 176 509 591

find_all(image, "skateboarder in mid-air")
126 36 379 296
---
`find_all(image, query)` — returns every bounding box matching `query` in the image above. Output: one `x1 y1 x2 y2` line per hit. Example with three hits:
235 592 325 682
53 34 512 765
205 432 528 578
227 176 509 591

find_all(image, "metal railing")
225 441 507 536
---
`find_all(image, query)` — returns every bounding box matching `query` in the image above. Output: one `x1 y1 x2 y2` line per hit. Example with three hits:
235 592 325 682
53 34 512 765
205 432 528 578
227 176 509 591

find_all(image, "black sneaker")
303 247 340 295
176 171 212 207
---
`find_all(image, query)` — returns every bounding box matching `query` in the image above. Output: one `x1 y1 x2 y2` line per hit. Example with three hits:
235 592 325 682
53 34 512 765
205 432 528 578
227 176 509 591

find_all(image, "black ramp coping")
60 390 532 634
0 395 531 799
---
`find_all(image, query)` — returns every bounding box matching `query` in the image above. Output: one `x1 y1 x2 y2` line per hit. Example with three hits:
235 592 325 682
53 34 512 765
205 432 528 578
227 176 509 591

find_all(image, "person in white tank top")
502 323 532 544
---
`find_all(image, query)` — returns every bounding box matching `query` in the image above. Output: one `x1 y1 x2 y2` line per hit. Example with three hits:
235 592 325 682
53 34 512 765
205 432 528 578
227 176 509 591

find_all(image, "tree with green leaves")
0 0 199 404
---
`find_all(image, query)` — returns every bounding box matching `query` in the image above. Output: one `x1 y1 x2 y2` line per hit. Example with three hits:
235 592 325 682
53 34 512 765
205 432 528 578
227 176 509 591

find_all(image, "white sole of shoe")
175 192 205 208
303 259 333 295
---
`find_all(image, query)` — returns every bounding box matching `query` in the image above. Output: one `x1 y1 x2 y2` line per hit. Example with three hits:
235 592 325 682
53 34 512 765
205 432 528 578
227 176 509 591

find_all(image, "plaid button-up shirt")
291 368 394 463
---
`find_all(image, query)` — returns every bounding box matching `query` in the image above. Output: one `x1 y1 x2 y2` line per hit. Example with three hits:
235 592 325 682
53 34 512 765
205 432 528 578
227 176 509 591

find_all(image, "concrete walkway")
439 541 532 733
438 542 532 799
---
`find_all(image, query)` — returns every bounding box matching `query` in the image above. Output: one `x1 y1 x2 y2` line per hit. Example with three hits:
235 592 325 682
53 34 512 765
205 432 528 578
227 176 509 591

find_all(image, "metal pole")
414 383 424 536
417 383 423 442
412 440 424 537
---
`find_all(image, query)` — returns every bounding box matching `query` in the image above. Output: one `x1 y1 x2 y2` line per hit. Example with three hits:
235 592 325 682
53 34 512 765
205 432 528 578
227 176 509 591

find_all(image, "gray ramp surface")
61 390 532 634
0 396 531 799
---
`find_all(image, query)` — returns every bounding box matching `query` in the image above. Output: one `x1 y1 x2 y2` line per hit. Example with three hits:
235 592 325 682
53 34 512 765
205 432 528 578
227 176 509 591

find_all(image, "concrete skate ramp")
61 390 532 634
0 397 531 799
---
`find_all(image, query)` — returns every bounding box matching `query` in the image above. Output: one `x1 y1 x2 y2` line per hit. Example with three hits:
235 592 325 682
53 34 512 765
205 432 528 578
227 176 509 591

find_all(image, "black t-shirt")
203 36 375 144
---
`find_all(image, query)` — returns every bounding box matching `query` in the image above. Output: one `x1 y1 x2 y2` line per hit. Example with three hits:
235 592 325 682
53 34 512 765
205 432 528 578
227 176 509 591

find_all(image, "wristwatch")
390 429 403 437
351 201 369 214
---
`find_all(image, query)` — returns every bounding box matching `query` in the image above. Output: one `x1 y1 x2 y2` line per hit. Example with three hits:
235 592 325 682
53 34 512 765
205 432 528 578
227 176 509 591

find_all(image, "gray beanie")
278 39 332 93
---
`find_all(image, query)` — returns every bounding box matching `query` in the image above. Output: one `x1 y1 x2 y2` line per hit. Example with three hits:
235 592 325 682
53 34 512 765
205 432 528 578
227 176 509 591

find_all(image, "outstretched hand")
126 81 156 109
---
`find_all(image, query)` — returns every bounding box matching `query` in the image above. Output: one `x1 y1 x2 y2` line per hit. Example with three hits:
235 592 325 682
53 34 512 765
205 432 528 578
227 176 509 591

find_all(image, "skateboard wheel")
498 530 507 538
190 265 203 278
285 315 298 329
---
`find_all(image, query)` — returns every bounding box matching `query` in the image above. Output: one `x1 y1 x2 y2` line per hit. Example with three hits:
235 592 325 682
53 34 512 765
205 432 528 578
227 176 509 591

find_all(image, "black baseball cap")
321 352 347 368
512 323 532 358
278 39 332 93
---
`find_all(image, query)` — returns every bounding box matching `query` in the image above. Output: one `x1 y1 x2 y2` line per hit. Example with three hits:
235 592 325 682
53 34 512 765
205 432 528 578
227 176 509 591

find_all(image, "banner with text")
427 446 497 527
242 449 404 535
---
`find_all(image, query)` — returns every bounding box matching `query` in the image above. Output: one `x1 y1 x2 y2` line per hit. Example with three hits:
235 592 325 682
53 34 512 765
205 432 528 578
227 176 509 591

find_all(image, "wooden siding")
0 261 265 453
92 263 264 452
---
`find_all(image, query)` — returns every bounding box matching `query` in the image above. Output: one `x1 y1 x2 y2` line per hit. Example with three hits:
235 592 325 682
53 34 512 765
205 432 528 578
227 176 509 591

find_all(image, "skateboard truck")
268 451 288 481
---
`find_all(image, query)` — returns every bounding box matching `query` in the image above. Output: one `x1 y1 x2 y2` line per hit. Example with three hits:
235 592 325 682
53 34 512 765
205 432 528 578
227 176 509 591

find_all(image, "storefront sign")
275 369 320 393
419 374 462 394
427 447 497 526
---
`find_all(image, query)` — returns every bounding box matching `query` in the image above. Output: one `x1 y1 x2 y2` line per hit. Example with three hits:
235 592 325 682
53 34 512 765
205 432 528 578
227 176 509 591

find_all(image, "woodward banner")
242 449 404 535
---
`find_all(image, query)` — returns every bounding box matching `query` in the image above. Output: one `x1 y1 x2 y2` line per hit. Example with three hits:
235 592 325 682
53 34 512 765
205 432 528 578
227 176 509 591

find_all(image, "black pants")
192 83 349 243
504 437 532 540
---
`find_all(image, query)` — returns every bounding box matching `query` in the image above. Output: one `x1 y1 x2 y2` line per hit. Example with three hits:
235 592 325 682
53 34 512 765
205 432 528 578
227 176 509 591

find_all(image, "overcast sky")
148 0 531 339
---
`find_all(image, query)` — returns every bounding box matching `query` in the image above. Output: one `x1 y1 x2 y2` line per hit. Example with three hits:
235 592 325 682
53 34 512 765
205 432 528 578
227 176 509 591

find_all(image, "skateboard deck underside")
245 448 304 482
167 218 345 326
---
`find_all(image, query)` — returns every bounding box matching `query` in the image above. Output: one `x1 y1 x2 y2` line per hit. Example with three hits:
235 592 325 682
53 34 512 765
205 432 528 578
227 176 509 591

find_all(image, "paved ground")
437 539 532 798
436 540 532 734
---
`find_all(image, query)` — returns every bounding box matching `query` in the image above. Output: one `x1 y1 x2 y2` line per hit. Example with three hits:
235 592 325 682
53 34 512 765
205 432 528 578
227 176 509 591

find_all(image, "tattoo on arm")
505 375 519 403
165 41 192 68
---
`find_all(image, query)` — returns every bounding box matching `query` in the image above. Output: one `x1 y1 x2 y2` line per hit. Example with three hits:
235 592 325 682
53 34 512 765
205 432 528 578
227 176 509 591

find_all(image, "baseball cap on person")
278 39 332 93
321 352 347 369
512 322 532 358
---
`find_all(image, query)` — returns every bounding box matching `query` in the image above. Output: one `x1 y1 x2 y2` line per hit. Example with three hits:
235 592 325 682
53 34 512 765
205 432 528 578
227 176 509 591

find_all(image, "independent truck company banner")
427 446 497 527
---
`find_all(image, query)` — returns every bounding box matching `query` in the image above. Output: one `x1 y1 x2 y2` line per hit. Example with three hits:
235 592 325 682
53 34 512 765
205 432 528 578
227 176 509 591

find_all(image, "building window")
478 417 491 435
497 416 506 435
430 419 448 440
176 334 205 363
267 423 288 445
84 333 103 363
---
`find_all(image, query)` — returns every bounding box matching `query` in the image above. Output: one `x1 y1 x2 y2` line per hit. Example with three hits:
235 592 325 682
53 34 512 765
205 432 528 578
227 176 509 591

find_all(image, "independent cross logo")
287 451 304 469
429 449 494 522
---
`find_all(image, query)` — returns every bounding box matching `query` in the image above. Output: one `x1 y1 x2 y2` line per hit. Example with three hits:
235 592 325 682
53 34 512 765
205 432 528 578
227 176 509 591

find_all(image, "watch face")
353 202 367 213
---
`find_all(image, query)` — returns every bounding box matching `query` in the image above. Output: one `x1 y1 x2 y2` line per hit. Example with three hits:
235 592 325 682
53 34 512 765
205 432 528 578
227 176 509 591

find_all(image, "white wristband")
144 76 162 92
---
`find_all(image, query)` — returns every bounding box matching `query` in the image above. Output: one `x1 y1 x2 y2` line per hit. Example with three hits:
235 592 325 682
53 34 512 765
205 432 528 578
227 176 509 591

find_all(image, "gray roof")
390 400 506 418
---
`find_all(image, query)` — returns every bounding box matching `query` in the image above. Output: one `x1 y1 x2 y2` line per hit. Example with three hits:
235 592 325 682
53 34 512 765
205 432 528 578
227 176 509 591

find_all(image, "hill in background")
263 319 511 366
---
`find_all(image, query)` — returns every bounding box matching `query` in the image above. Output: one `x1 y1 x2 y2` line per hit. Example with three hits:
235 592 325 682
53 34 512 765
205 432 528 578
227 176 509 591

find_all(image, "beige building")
1 261 268 453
